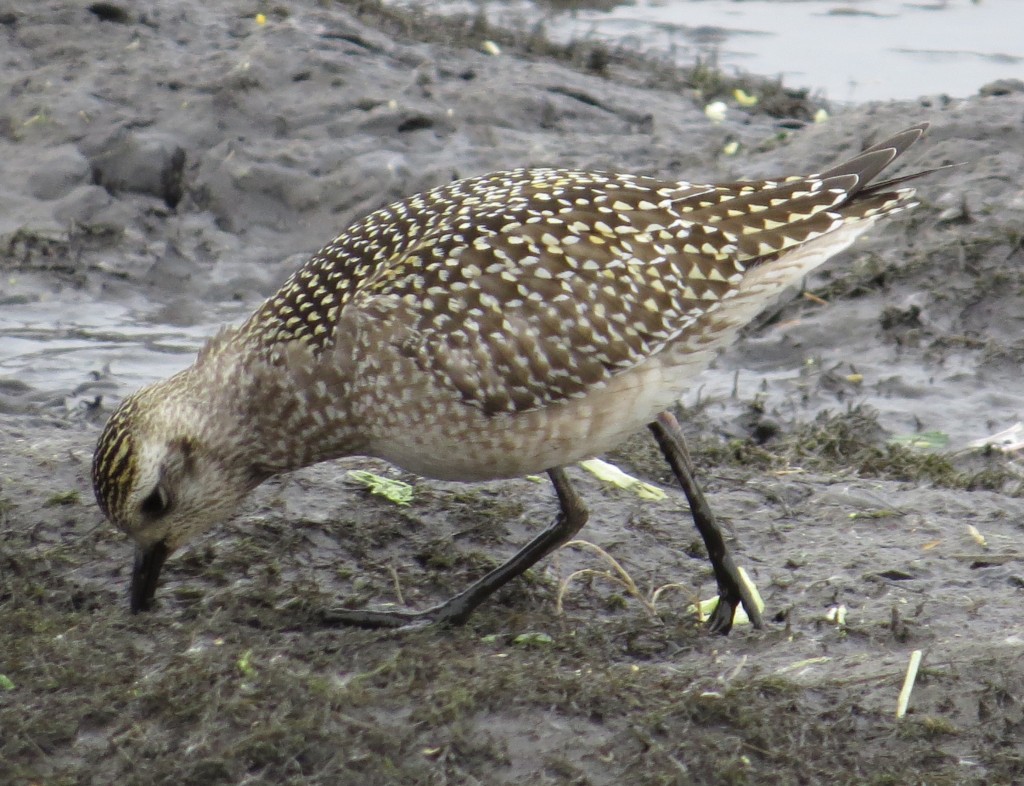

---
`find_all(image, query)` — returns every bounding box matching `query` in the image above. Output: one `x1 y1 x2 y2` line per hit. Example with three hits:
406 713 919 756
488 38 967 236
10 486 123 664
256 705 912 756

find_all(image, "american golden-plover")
93 123 937 632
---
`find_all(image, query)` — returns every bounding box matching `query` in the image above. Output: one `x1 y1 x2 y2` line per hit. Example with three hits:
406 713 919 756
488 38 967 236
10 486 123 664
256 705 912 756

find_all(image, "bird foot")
703 574 764 635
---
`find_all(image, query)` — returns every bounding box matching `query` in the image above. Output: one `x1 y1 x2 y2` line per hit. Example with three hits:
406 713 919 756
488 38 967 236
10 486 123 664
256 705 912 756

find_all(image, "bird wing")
347 165 912 416
257 125 929 416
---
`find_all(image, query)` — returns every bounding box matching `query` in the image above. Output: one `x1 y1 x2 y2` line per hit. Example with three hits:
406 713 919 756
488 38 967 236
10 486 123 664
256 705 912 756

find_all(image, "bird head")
92 379 265 612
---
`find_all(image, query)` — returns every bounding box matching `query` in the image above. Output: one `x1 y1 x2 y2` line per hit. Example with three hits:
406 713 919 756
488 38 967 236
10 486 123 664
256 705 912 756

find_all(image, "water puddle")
0 297 243 415
388 0 1023 102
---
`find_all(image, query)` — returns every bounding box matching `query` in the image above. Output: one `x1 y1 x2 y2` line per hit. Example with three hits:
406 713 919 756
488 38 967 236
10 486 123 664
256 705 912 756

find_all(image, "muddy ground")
3 2 1024 784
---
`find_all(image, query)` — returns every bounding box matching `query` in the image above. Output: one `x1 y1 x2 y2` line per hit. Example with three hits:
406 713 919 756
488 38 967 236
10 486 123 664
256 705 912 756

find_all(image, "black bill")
130 540 169 613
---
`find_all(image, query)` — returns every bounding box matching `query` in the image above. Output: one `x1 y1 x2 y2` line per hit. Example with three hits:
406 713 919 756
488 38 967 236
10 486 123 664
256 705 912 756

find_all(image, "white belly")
367 347 714 482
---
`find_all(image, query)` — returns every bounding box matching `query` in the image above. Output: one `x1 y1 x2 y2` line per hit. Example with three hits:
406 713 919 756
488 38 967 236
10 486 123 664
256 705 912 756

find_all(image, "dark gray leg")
324 467 588 629
649 411 764 634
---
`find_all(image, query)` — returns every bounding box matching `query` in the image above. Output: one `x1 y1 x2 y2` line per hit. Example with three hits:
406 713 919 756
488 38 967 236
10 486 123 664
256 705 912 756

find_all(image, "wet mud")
2 2 1024 784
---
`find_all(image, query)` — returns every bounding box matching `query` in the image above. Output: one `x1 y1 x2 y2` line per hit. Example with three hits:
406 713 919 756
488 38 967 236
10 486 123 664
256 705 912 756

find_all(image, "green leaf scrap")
347 470 414 506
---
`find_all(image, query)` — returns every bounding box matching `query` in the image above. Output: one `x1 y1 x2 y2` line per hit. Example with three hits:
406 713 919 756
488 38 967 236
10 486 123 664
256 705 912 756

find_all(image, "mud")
2 2 1024 784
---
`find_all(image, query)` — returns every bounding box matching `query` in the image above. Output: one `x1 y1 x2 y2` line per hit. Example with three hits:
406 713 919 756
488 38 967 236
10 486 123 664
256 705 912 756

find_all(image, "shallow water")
391 0 1024 102
0 297 228 411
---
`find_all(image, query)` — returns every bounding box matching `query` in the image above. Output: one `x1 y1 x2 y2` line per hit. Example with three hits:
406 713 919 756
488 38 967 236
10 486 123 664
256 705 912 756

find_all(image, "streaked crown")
92 395 142 526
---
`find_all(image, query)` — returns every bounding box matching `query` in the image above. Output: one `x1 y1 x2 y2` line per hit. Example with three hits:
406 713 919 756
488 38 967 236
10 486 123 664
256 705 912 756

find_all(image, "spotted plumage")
92 123 937 620
236 158 914 420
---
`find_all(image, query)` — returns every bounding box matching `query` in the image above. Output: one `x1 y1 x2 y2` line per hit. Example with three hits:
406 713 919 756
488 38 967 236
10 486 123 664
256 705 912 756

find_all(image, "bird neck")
191 329 367 478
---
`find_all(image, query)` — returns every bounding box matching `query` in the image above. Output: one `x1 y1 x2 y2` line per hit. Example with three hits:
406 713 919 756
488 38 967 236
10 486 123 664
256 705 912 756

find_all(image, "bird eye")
140 485 171 518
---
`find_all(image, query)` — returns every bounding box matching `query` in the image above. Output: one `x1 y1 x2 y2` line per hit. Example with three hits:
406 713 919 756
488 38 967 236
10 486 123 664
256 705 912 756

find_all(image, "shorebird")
93 123 937 632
